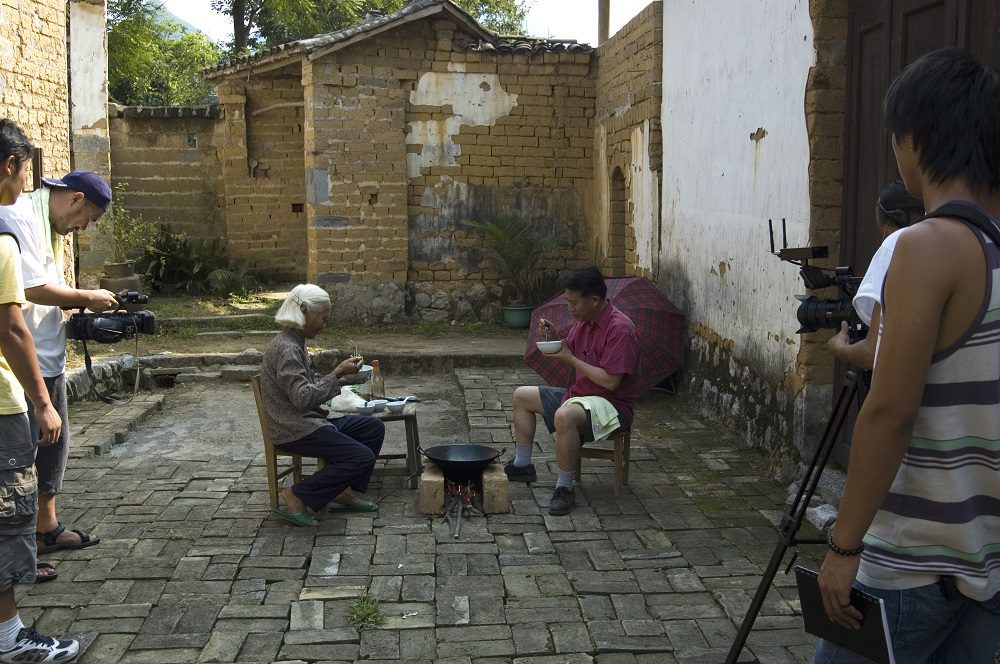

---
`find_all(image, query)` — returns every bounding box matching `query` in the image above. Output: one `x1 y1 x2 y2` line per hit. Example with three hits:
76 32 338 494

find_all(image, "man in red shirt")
505 266 640 515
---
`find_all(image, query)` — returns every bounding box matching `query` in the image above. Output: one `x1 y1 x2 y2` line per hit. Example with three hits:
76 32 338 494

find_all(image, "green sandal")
270 508 318 527
328 498 379 512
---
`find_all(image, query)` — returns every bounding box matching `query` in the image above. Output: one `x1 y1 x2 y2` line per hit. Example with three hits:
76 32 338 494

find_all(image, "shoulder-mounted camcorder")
66 290 156 344
770 219 865 335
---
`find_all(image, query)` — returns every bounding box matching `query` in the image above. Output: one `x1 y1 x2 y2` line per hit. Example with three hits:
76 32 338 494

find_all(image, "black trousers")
276 415 385 512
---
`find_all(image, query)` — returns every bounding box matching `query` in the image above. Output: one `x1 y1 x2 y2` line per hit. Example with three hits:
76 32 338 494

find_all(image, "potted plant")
463 215 567 328
93 182 158 291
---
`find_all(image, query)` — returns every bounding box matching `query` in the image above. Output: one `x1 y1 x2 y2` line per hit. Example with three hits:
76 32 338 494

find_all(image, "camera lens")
795 295 856 333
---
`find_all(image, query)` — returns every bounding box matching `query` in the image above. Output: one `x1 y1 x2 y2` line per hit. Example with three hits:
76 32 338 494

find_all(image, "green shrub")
139 225 259 295
95 182 159 263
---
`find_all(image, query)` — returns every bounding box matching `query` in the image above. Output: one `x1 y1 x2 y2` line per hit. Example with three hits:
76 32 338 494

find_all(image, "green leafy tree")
109 0 221 106
213 0 527 54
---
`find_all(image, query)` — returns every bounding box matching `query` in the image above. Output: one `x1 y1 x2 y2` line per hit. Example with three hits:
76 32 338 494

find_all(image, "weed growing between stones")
347 595 383 631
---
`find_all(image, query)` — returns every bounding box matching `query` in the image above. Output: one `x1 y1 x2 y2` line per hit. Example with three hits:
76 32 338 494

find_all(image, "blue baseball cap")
41 170 112 211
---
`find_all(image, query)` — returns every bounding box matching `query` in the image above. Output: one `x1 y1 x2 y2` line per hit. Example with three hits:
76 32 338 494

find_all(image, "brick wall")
405 23 595 321
594 2 662 279
108 106 223 240
295 19 596 322
797 0 849 449
217 67 307 282
0 0 71 179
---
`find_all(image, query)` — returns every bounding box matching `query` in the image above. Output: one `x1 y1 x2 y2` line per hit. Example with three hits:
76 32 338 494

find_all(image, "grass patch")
149 294 281 319
347 595 383 631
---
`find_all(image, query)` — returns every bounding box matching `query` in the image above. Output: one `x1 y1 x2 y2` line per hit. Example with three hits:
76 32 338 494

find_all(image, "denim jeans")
811 580 1000 664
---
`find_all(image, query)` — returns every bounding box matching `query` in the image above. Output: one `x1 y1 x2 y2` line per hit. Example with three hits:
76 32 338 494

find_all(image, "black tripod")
724 369 867 664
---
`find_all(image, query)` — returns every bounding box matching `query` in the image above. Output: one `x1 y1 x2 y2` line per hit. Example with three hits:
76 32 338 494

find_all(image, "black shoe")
503 460 537 483
548 486 575 515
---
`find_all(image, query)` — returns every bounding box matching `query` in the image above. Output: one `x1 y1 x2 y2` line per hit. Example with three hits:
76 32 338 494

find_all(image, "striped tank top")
858 203 1000 602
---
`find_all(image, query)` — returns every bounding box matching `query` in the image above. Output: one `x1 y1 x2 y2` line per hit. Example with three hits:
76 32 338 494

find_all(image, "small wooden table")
373 403 422 488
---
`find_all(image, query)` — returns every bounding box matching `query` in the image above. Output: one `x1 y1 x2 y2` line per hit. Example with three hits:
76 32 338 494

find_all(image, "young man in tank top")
814 49 1000 662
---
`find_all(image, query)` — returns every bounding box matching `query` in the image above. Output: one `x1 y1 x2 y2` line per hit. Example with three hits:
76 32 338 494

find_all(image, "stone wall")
216 66 307 282
594 1 662 279
0 0 71 179
108 105 223 241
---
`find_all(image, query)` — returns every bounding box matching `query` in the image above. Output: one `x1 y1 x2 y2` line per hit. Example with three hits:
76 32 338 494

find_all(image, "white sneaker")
0 627 79 663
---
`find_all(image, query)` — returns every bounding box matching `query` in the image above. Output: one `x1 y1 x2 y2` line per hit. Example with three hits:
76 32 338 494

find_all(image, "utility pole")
598 0 610 44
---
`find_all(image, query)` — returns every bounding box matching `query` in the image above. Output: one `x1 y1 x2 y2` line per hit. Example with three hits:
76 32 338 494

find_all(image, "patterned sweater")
858 204 1000 601
259 330 339 446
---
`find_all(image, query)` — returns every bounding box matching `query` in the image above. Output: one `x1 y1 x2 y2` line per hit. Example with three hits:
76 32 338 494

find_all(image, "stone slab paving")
18 369 827 663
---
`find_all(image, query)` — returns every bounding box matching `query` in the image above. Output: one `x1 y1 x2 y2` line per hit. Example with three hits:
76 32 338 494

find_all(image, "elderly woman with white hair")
259 284 385 526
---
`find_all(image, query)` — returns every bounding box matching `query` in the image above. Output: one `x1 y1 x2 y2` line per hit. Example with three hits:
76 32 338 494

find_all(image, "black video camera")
66 291 156 344
794 265 863 333
769 219 866 335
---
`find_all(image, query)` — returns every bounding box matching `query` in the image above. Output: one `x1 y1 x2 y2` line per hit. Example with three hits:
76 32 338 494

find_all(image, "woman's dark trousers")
276 415 385 512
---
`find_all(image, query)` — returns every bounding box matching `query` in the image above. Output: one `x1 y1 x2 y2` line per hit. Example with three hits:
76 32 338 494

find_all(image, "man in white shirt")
0 170 118 563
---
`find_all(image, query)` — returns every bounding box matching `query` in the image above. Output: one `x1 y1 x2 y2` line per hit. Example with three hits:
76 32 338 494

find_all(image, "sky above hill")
160 0 655 47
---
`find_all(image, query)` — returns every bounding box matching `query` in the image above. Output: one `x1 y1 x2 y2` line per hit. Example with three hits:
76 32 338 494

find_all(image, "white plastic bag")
326 385 366 412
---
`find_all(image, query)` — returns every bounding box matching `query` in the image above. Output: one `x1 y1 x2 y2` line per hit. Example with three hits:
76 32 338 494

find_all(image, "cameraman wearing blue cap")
0 170 118 571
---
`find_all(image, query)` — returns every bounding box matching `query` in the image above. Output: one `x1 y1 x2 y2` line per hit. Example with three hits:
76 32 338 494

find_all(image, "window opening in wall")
291 203 304 213
187 134 197 148
368 192 378 205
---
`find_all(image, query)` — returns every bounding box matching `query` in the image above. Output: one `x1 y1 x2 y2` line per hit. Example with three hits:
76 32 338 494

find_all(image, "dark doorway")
835 0 1000 468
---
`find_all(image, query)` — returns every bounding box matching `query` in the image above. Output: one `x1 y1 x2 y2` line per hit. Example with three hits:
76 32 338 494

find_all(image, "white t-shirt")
853 229 901 327
0 190 67 377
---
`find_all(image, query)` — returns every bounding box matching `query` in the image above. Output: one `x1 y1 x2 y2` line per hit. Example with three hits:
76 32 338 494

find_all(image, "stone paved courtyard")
17 365 825 663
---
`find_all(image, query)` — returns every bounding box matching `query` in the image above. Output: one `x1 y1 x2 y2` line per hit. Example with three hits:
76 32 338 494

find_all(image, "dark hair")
558 266 607 299
883 48 1000 194
875 179 924 230
0 119 33 168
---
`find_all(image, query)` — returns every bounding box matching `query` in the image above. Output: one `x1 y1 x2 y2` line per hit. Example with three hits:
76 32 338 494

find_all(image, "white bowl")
386 400 407 413
354 364 373 381
536 340 562 354
368 399 388 412
356 403 377 415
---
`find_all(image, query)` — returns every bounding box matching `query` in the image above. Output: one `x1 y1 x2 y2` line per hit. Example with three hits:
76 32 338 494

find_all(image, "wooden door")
834 0 1000 468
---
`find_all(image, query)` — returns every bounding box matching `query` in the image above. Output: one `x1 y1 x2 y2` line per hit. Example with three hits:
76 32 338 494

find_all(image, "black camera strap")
81 338 141 406
922 202 1000 247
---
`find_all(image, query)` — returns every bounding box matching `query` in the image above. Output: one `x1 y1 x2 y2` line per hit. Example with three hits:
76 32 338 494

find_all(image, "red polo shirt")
562 301 641 423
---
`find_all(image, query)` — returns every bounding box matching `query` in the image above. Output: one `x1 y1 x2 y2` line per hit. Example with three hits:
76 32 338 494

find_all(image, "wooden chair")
575 428 631 497
251 375 307 509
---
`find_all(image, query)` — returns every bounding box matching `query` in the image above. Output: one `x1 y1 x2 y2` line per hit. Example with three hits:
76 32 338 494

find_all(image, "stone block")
417 463 444 515
481 462 509 514
417 461 509 515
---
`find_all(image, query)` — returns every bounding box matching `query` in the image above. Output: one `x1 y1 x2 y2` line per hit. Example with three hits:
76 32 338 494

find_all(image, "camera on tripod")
66 290 156 344
769 219 865 335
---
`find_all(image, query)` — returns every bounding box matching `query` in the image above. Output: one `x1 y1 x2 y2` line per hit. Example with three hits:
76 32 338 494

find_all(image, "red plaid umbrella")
524 276 685 392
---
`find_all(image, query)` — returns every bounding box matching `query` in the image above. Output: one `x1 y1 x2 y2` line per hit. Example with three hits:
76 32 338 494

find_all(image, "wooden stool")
575 429 631 497
251 375 307 509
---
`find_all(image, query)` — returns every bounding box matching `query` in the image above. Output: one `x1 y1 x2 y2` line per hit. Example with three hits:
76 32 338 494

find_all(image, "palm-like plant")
463 215 566 307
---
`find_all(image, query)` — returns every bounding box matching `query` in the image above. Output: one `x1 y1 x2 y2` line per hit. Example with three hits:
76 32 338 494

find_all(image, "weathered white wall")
69 0 107 132
659 0 815 446
405 64 517 178
630 119 657 274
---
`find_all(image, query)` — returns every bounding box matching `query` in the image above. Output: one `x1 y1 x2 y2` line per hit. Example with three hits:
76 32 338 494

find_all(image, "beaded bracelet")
826 531 865 556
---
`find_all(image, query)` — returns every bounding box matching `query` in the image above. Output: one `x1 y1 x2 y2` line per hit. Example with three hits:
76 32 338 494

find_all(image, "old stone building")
0 0 71 181
108 0 662 324
0 0 110 285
